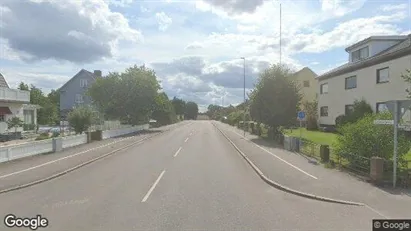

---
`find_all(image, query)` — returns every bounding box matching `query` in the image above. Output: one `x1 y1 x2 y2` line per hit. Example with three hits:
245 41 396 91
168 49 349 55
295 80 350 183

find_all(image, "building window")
80 79 88 87
75 94 84 103
303 81 310 87
351 46 369 62
345 76 357 89
0 115 4 122
320 106 328 117
376 102 389 113
23 110 33 124
345 105 354 115
377 67 389 83
320 83 328 94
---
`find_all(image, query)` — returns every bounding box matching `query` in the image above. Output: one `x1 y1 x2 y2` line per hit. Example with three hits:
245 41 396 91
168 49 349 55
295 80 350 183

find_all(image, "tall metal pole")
279 3 282 65
241 57 246 137
393 101 399 188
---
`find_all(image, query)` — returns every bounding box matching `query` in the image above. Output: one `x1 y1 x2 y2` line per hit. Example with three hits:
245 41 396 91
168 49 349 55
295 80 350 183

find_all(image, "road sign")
373 120 394 125
398 124 411 130
297 111 306 121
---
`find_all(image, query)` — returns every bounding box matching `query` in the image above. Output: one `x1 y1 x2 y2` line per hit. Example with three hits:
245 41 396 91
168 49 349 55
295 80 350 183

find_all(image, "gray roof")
345 35 408 52
58 69 98 92
318 34 411 80
0 73 10 88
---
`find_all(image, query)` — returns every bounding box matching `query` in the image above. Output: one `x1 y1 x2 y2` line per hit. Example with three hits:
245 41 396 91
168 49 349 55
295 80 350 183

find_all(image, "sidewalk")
0 122 186 192
214 122 411 218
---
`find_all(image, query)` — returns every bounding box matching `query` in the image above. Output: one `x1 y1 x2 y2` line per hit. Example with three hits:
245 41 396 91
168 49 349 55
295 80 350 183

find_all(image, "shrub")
23 124 36 131
68 106 95 134
7 117 23 134
227 110 243 126
52 131 60 138
303 101 318 131
333 112 410 162
35 133 50 141
335 115 348 127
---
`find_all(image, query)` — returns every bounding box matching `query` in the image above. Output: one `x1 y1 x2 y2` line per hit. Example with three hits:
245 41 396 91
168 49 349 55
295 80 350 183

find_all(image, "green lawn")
405 152 411 161
283 128 338 146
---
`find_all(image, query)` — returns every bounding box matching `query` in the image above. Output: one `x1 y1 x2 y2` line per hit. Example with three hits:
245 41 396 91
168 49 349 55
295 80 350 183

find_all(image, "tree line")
16 65 199 134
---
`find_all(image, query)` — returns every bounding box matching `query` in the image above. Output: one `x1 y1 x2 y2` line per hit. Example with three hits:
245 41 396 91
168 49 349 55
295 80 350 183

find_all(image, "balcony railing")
0 87 30 103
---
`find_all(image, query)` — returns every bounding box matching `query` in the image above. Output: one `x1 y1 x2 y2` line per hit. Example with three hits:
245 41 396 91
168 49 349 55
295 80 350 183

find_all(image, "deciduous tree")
184 101 199 120
88 65 161 125
249 64 301 138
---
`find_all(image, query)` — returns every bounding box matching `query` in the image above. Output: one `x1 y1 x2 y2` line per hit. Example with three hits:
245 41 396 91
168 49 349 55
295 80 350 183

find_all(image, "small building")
317 34 411 127
0 73 40 133
59 69 102 120
289 67 319 110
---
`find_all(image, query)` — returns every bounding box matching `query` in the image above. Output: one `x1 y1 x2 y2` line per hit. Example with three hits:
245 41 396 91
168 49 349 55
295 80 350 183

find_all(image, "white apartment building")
317 34 411 126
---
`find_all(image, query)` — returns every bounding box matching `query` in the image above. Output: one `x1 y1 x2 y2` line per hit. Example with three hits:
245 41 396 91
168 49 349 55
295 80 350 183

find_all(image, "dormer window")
351 46 369 62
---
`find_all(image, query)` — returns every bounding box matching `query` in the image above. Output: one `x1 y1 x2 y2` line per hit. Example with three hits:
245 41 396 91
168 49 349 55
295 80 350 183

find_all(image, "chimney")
93 70 102 78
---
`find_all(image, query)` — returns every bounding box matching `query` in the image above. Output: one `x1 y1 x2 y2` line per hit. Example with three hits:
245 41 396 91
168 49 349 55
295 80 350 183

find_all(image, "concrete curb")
212 122 364 206
0 122 190 195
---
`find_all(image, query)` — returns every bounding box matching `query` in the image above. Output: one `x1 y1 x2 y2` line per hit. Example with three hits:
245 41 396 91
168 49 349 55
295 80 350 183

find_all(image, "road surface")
0 121 383 230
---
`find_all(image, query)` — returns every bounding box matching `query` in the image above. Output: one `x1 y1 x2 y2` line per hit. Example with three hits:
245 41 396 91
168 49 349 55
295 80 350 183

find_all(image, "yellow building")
289 67 318 110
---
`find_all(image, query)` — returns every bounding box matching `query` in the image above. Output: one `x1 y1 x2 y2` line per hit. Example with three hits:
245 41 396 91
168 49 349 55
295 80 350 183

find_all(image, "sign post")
297 111 306 141
374 100 411 188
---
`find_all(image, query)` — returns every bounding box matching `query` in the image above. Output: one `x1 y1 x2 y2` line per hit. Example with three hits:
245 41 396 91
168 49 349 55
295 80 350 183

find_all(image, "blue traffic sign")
297 111 306 120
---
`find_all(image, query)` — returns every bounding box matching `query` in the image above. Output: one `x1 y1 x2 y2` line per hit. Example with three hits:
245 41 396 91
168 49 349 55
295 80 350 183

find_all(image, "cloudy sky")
0 0 410 111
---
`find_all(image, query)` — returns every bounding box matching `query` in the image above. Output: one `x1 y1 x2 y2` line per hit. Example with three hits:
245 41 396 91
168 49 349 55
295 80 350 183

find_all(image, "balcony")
0 87 30 103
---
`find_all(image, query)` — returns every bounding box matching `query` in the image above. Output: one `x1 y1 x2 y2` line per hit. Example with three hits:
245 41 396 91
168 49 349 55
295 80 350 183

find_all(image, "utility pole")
279 3 282 65
240 57 246 137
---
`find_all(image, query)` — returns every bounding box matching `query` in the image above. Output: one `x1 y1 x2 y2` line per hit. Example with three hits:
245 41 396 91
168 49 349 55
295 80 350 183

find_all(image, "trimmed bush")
35 133 50 141
333 112 411 162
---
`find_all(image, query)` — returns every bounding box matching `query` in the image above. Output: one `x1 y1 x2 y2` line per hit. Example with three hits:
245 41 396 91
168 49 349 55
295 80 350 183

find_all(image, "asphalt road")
0 121 383 231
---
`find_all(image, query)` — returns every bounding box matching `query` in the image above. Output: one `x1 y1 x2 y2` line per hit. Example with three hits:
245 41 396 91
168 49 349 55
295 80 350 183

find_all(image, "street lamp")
240 57 246 137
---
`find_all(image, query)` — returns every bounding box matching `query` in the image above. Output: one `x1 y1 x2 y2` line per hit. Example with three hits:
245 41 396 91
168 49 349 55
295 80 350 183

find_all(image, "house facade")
317 34 411 126
59 69 101 119
0 73 39 133
289 67 318 110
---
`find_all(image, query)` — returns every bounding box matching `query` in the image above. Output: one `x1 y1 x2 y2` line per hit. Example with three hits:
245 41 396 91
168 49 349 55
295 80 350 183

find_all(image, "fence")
0 124 149 163
101 124 149 139
0 139 53 163
62 134 87 149
294 138 410 187
298 139 321 159
90 121 132 131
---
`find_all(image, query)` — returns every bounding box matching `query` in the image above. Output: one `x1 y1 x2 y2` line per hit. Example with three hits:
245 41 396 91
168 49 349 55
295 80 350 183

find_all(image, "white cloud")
185 42 204 50
107 0 133 7
320 0 367 16
380 3 409 12
155 12 173 32
0 0 142 63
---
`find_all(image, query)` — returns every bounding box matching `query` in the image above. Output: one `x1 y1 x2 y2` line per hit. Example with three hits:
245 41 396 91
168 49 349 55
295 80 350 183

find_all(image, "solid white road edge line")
174 147 182 157
228 125 318 180
141 170 166 202
184 137 189 142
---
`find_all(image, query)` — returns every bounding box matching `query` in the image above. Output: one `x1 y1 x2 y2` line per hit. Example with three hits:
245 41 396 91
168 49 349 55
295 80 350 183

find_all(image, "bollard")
52 137 63 152
320 145 330 162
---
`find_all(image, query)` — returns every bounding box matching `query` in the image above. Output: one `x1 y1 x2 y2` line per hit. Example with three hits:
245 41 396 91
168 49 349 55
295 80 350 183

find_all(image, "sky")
0 0 410 112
